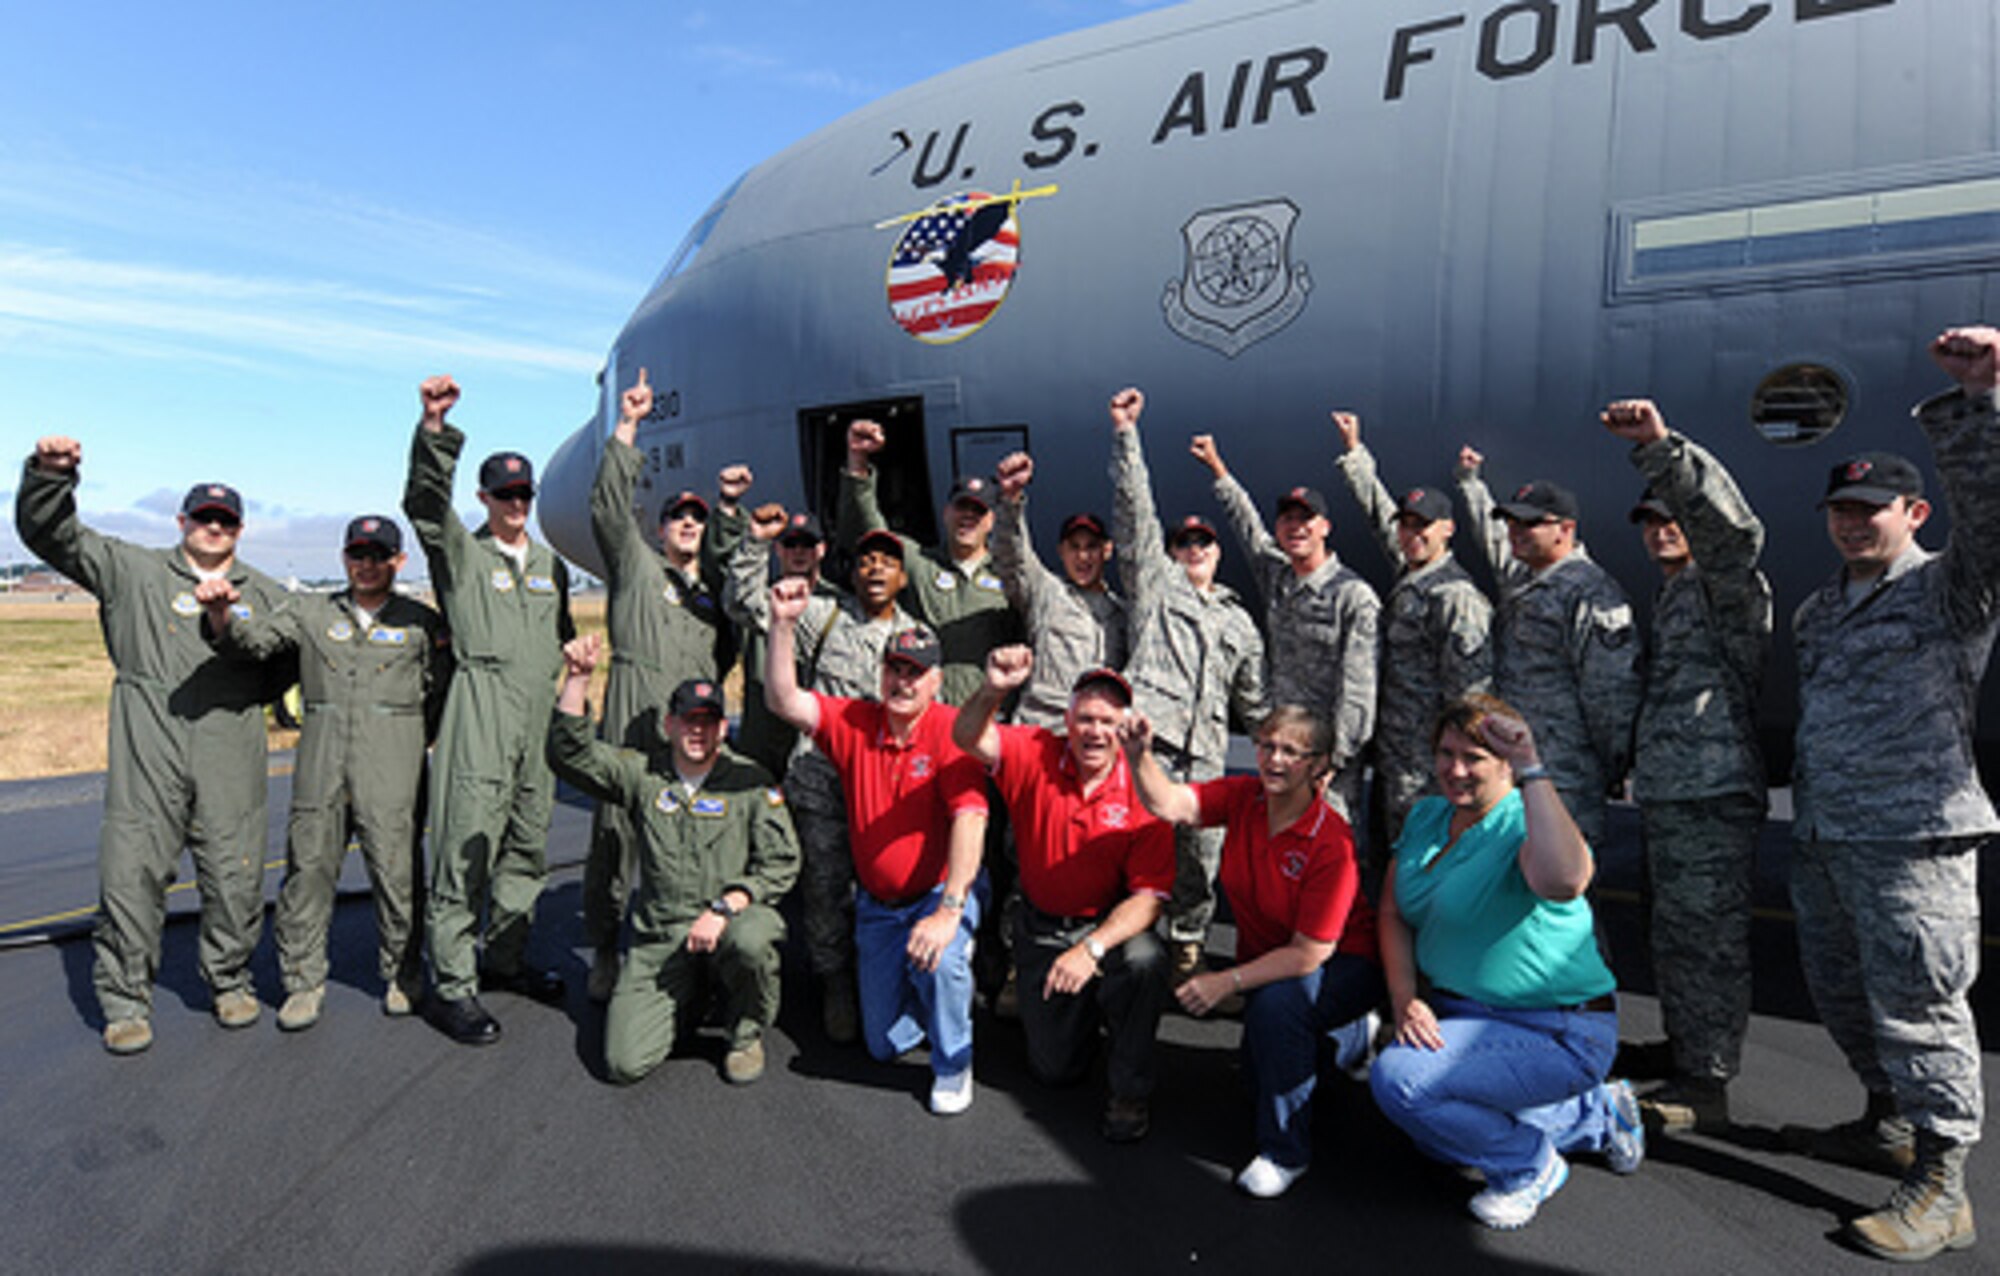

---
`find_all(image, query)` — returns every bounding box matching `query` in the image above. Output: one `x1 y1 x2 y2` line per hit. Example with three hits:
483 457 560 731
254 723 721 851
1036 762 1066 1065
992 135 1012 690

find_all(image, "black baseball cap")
668 678 725 718
344 515 402 554
478 452 535 494
1060 511 1109 541
1168 513 1217 546
1071 666 1133 708
884 626 941 670
1627 489 1675 524
1395 486 1454 524
1820 452 1924 507
948 476 994 511
856 529 905 561
1492 480 1579 522
182 483 243 522
777 511 825 545
1275 486 1329 519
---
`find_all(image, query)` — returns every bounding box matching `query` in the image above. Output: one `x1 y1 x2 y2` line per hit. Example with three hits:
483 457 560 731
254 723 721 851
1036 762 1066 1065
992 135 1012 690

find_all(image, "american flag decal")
880 182 1055 347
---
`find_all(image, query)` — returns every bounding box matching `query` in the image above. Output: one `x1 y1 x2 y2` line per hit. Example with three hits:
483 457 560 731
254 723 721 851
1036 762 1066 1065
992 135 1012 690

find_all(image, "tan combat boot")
1640 1076 1731 1134
102 1016 153 1055
724 1037 767 1085
1847 1132 1976 1261
277 985 325 1032
213 987 261 1029
1782 1091 1916 1176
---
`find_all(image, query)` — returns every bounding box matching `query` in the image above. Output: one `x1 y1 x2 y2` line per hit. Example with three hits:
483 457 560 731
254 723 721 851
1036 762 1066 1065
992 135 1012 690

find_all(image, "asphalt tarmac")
4 763 1999 1275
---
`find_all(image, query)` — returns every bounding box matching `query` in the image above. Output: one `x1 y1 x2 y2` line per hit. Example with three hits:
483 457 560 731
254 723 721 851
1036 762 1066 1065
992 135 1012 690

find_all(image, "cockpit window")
654 172 747 289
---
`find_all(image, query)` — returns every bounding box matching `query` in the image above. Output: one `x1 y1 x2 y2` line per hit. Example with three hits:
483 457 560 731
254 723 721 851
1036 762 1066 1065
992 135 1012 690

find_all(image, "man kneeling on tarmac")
548 636 799 1085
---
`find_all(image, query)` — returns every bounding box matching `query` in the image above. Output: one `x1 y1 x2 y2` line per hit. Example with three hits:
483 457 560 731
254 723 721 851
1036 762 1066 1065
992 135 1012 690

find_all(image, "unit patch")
655 787 682 815
327 620 355 642
489 568 515 593
171 592 201 617
1162 198 1311 358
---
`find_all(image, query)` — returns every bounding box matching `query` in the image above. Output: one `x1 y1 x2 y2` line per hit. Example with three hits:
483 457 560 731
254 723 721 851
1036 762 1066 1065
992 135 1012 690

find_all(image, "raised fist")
770 575 811 624
620 369 654 424
194 578 240 608
419 375 460 429
717 464 753 504
1477 709 1540 770
562 634 602 678
1188 434 1227 478
1108 388 1145 432
1331 411 1362 453
749 503 789 541
1931 326 2000 394
32 436 82 474
995 451 1034 501
848 419 886 457
983 644 1034 692
1117 710 1154 756
1456 445 1484 479
1600 399 1668 446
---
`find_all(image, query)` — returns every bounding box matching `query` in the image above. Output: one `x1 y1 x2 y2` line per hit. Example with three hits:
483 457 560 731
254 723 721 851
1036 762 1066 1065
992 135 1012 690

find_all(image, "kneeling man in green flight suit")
548 635 800 1085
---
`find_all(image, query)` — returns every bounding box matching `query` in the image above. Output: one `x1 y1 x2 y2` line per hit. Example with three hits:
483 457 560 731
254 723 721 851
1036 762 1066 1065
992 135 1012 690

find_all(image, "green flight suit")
583 437 738 954
837 467 1021 706
404 423 574 1000
548 714 799 1084
15 460 290 1022
212 589 448 995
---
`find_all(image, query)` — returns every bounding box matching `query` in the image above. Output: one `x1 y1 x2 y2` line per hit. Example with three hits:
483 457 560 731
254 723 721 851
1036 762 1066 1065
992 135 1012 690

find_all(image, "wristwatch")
708 896 739 919
939 891 966 911
1084 936 1107 963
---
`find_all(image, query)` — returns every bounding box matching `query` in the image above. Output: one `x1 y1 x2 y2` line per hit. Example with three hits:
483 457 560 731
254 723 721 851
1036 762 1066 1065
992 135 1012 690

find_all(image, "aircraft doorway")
798 396 936 549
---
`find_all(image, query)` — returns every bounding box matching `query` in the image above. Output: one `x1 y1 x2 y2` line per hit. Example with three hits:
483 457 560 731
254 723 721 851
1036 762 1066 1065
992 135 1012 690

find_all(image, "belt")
1026 902 1102 932
1433 988 1616 1015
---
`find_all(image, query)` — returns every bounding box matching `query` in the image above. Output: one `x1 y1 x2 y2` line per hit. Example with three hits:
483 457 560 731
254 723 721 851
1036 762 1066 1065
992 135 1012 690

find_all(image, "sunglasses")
345 546 393 564
191 511 241 530
666 507 709 524
489 486 535 504
1170 533 1215 550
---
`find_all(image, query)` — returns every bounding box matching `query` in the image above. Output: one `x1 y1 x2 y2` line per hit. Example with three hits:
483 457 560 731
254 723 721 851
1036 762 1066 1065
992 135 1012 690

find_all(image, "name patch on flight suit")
489 568 516 593
368 626 409 646
228 603 253 622
171 592 201 617
327 620 355 642
691 796 728 818
974 573 1004 593
524 575 557 594
655 787 683 814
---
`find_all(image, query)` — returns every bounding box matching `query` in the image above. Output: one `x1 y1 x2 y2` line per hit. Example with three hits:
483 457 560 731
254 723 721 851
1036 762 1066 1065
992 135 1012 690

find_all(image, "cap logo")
362 519 378 531
966 478 985 492
1290 487 1306 499
791 513 806 526
208 485 225 497
1183 515 1200 527
1845 460 1873 481
695 683 712 698
1515 484 1534 500
1407 490 1423 504
506 457 522 472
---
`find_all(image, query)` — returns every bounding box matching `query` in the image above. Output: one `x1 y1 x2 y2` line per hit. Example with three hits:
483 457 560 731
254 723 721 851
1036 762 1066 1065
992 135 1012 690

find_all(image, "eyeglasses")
1255 739 1320 763
489 486 534 504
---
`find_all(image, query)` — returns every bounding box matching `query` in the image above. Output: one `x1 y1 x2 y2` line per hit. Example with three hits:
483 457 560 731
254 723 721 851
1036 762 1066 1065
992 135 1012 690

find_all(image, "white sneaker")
1605 1078 1645 1174
1235 1155 1308 1199
1469 1150 1569 1229
930 1068 974 1116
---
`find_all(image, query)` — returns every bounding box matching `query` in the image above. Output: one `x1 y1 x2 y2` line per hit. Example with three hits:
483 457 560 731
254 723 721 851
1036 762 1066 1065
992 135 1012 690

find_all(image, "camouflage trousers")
1640 794 1762 1082
1161 745 1228 946
785 750 855 978
1790 836 1984 1144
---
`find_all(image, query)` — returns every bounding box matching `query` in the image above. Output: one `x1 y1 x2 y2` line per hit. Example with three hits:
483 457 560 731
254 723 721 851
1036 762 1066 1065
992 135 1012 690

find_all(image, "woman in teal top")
1369 693 1644 1230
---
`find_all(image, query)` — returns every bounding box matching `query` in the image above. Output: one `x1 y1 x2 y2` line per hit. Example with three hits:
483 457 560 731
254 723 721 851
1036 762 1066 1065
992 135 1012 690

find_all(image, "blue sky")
0 0 1166 581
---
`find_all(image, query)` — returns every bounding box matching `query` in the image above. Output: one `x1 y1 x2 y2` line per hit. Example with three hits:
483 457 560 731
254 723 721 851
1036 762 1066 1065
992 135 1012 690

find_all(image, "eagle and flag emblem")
879 181 1056 345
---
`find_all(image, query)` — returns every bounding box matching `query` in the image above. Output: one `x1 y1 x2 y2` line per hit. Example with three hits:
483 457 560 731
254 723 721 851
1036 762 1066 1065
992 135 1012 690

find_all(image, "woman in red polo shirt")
1126 704 1383 1199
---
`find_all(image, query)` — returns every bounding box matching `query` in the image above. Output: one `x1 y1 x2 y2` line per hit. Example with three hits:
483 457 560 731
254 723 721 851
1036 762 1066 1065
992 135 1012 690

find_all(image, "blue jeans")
854 876 988 1077
1241 953 1385 1168
1369 994 1619 1189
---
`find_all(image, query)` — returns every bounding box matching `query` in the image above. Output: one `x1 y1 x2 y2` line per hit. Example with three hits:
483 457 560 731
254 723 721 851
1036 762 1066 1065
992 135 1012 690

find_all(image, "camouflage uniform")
1789 387 2000 1147
1212 473 1380 824
1110 426 1268 946
722 531 914 978
583 437 737 957
1458 468 1641 846
404 423 574 1000
211 587 449 998
1627 431 1771 1084
990 494 1127 730
1333 443 1493 839
837 466 1021 706
15 463 290 1022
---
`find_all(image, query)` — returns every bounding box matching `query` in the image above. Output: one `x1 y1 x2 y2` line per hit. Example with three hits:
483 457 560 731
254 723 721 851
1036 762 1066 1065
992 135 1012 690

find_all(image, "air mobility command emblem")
171 592 201 617
489 568 515 593
1163 197 1311 358
327 620 355 642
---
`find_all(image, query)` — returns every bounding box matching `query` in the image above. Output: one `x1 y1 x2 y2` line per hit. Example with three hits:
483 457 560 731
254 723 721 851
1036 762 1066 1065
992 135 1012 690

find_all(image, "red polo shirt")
810 692 987 902
1194 775 1379 964
990 725 1175 919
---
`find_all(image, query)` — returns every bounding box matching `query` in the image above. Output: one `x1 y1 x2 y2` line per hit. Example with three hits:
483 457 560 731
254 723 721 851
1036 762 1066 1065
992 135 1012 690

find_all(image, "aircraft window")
1749 363 1848 446
1611 171 2000 300
653 172 747 289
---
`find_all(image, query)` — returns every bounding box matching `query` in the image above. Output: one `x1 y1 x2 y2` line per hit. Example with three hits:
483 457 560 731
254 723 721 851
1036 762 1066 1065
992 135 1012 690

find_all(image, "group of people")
16 324 1999 1258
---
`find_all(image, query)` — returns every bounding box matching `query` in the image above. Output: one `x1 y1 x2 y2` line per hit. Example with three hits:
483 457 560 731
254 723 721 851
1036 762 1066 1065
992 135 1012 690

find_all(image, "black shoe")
1614 1038 1677 1081
425 994 501 1046
480 965 566 1006
1101 1095 1151 1143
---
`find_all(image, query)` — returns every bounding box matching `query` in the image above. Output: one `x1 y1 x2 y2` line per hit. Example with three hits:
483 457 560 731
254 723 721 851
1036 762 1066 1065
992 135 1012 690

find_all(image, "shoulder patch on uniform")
764 787 785 808
691 795 728 818
524 574 557 594
368 626 409 645
1594 603 1634 647
934 571 958 591
662 580 681 605
171 592 200 617
489 568 516 593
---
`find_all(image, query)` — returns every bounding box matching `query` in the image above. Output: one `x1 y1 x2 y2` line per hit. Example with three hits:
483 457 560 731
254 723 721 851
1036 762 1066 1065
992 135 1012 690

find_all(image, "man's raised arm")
761 576 822 735
952 645 1033 768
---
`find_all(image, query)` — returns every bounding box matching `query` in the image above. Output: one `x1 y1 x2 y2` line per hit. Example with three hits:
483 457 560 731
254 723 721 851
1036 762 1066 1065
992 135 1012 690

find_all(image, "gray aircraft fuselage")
538 0 2000 763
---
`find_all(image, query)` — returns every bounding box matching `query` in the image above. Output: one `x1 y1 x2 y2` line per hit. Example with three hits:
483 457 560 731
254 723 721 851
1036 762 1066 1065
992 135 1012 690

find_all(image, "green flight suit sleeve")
547 708 640 806
14 461 124 599
210 595 305 663
702 505 742 678
420 602 452 744
732 765 801 906
403 422 473 594
590 437 653 595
